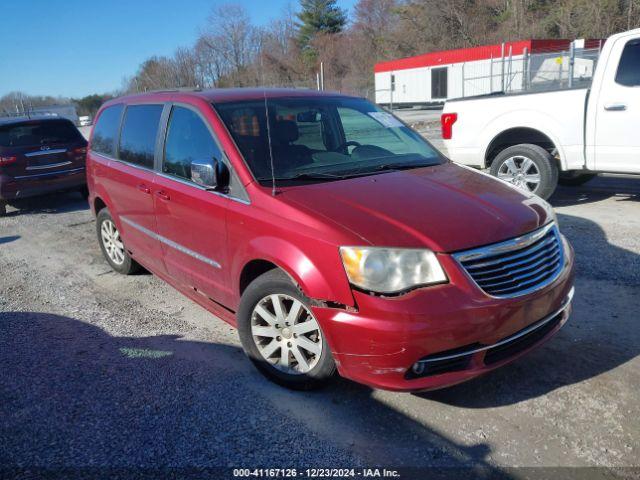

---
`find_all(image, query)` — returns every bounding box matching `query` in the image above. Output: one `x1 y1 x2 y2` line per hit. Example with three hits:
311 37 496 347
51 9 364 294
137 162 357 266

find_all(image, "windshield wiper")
268 172 348 181
372 162 435 172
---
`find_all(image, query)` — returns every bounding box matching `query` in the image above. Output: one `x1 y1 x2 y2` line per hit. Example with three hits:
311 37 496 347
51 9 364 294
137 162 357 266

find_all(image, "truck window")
118 104 163 169
91 104 124 157
615 39 640 87
163 106 222 181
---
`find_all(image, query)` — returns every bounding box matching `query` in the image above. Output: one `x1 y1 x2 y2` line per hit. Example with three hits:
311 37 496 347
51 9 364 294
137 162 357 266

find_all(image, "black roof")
0 115 68 126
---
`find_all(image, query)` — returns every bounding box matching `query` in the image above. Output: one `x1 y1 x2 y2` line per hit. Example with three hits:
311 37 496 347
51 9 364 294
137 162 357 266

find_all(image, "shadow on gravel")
0 235 20 244
420 213 639 408
549 175 640 207
0 311 510 477
3 191 88 217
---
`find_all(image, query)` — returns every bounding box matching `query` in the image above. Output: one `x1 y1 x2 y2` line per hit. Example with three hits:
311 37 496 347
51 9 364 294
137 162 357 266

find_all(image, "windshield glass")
214 96 443 185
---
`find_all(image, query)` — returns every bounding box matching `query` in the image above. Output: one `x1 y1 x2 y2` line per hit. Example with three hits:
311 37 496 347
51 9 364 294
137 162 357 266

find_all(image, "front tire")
490 144 558 199
96 208 141 275
237 269 336 390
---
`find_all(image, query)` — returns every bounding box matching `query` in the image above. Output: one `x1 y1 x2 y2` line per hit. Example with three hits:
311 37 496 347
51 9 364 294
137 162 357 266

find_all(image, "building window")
431 67 448 99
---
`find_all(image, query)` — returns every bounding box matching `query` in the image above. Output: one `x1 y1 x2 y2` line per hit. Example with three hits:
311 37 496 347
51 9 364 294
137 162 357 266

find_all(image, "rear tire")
490 144 558 199
237 269 336 390
96 208 141 275
558 171 596 187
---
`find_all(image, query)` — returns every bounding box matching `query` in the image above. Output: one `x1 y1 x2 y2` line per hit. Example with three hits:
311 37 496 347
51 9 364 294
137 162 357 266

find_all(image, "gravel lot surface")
1 139 639 477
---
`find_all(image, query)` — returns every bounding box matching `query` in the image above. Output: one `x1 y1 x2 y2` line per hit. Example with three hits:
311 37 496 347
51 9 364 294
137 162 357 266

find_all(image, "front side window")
214 96 442 185
91 104 123 156
163 106 222 181
118 104 163 168
616 39 640 87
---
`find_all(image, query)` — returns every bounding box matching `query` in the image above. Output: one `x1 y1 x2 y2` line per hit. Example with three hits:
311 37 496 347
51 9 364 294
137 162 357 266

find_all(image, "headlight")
339 247 447 294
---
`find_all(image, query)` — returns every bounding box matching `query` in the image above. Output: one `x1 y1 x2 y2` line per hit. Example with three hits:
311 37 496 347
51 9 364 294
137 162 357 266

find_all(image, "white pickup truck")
442 28 640 199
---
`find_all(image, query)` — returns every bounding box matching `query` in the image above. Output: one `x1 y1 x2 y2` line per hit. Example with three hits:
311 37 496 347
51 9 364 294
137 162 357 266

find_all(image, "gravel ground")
1 154 639 477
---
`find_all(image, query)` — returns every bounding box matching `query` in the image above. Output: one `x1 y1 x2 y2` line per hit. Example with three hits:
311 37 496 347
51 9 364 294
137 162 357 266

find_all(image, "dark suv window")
616 39 640 87
163 106 222 181
91 104 124 156
118 104 163 168
0 119 82 148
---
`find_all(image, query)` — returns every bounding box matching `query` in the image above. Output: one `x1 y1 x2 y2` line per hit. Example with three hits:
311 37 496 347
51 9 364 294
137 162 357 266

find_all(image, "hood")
280 162 553 252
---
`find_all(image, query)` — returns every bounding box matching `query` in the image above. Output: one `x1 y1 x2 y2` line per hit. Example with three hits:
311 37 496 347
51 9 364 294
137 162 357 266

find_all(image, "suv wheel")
238 269 336 390
96 208 141 275
490 144 558 199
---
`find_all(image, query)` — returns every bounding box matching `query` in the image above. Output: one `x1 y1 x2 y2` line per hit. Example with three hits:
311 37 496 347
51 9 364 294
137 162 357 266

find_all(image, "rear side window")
0 119 82 148
616 39 640 87
91 104 124 156
118 104 163 168
163 106 222 181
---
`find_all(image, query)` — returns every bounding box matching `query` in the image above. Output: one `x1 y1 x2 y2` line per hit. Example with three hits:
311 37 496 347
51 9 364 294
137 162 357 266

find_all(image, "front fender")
231 235 356 310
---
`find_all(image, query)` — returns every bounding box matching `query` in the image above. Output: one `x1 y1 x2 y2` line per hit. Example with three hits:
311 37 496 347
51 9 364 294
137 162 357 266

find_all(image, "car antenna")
263 89 277 196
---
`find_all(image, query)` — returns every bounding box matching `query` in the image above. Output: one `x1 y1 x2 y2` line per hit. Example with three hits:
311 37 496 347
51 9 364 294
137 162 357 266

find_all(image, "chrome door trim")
417 287 574 365
25 148 67 157
156 171 251 205
120 216 221 269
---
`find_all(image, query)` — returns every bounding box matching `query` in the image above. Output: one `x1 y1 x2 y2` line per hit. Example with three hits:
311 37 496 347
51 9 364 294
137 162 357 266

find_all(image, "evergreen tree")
296 0 347 53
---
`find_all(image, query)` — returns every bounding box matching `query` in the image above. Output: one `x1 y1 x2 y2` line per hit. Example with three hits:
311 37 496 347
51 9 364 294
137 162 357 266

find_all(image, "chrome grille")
453 223 564 298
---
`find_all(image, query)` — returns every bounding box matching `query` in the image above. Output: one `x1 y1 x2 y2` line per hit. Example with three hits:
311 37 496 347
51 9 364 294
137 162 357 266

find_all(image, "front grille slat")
465 235 557 270
477 254 561 289
487 263 561 295
477 248 560 283
470 242 558 277
454 223 564 298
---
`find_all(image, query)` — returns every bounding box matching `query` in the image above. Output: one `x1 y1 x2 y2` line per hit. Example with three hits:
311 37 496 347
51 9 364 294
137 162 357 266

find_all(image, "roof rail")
143 87 203 94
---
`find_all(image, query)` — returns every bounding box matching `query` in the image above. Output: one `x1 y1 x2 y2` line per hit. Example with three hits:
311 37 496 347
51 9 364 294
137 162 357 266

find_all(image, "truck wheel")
96 208 141 275
558 171 596 187
237 269 336 390
490 144 558 199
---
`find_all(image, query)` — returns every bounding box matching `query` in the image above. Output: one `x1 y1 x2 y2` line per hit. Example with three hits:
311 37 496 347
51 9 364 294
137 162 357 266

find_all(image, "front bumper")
312 240 575 392
0 168 86 201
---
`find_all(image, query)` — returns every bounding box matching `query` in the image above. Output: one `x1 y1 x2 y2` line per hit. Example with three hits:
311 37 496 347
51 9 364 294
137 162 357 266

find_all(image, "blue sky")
0 0 357 98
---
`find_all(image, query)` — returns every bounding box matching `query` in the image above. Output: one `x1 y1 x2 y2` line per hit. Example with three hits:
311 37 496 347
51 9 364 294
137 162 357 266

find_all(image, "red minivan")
87 89 575 391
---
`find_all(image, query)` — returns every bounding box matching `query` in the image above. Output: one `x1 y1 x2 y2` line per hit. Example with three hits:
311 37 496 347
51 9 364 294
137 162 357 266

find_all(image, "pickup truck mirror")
191 158 229 190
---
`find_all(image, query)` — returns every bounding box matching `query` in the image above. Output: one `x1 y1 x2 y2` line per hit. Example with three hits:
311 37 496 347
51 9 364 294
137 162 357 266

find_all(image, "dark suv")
0 116 88 216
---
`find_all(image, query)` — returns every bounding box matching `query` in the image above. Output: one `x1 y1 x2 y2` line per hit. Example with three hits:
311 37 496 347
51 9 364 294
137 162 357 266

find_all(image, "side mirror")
191 158 229 191
191 159 217 188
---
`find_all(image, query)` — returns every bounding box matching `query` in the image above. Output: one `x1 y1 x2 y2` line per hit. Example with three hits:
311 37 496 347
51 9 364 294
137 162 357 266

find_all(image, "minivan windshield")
214 96 443 185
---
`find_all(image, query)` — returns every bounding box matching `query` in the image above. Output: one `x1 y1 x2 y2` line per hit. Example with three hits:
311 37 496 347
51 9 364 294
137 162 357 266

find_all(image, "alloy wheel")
497 156 541 193
100 219 125 265
251 294 323 375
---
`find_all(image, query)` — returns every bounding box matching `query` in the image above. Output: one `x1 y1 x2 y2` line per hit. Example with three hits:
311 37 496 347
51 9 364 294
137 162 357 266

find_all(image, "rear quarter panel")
443 88 588 170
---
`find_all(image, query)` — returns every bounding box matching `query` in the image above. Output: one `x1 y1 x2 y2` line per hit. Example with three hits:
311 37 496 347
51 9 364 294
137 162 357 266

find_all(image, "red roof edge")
374 39 584 73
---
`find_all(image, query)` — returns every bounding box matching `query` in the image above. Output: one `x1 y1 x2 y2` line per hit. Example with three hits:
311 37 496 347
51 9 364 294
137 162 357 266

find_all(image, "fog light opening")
411 362 426 375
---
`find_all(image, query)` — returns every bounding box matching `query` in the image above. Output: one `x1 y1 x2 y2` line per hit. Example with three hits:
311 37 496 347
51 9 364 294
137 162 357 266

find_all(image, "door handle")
137 184 151 194
604 103 627 111
156 190 170 201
